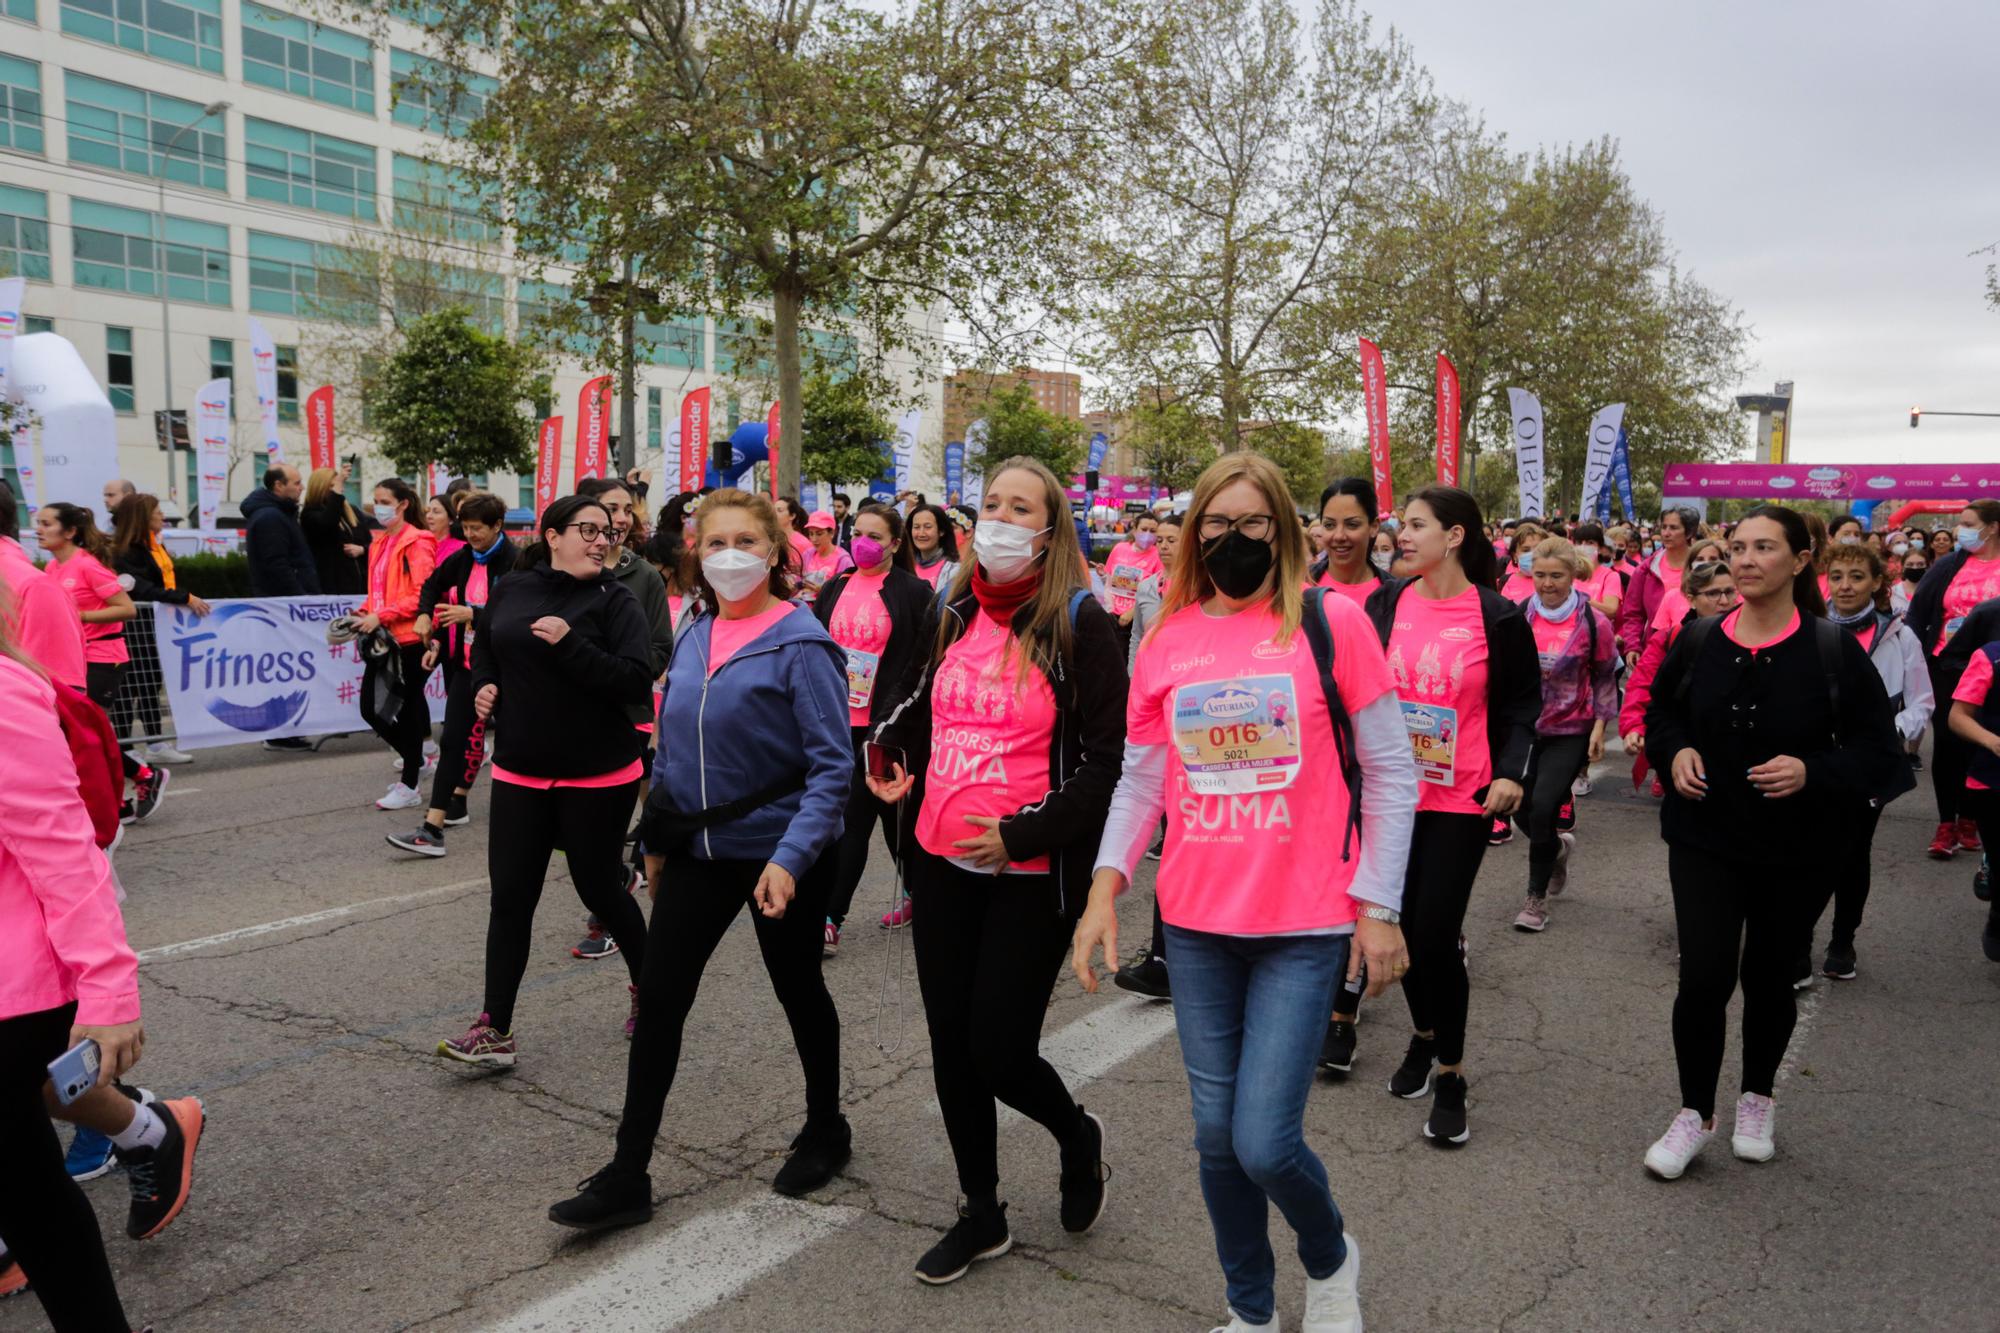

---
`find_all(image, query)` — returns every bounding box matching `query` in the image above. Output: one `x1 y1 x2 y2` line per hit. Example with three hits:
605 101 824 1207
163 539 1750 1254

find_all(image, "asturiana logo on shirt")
1440 626 1475 642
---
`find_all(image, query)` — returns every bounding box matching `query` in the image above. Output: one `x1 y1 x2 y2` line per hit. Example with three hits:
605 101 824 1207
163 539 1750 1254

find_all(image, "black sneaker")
1791 954 1814 990
443 796 470 828
121 1097 204 1240
1487 817 1513 846
386 824 447 857
1555 799 1577 833
1822 943 1857 980
772 1116 851 1197
1112 953 1170 999
548 1164 653 1231
1983 902 2000 963
1318 1019 1358 1073
572 928 620 961
1424 1072 1470 1146
262 736 314 752
1059 1108 1109 1233
1387 1035 1437 1100
914 1202 1011 1285
131 766 169 822
1909 750 1923 772
119 799 136 825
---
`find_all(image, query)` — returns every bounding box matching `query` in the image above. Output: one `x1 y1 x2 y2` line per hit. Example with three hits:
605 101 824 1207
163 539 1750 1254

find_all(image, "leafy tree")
800 370 892 487
1251 421 1333 508
974 380 1087 480
1123 397 1218 496
370 309 549 478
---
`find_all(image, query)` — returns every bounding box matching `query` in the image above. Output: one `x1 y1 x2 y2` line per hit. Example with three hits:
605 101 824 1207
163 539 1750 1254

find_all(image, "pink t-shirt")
1652 587 1691 635
52 550 128 666
1721 605 1800 651
1129 598 1393 934
708 600 802 677
1104 541 1162 615
914 609 1056 873
828 568 892 726
1530 607 1573 665
1953 651 1995 791
1499 570 1536 604
798 545 853 603
1316 571 1375 606
0 538 87 689
1937 554 2000 654
1385 584 1490 814
913 557 952 589
1577 565 1620 608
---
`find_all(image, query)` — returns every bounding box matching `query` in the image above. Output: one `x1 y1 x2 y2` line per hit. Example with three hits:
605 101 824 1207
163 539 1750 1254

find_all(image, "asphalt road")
6 735 1997 1332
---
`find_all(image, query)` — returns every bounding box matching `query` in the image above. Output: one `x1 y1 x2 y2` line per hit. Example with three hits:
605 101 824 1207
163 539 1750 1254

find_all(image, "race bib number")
1401 699 1457 786
1108 563 1141 611
1171 675 1303 795
846 647 881 709
1944 614 1967 646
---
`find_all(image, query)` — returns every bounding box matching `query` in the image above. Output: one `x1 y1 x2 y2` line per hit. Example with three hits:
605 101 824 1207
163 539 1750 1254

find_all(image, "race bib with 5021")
1400 699 1456 786
1171 675 1303 795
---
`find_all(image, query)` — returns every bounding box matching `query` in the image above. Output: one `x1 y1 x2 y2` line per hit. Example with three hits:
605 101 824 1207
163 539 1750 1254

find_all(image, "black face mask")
1201 529 1275 598
1904 567 1925 583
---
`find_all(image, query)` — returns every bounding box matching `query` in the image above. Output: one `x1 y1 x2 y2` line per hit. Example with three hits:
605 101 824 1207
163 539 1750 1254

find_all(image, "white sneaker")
1731 1092 1776 1162
149 744 194 764
1210 1314 1278 1333
1303 1233 1362 1332
376 782 424 811
1571 774 1593 796
1644 1108 1715 1180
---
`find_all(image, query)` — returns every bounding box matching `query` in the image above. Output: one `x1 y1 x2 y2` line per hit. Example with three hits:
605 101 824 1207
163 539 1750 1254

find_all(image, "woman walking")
907 502 962 593
1074 451 1418 1333
1906 501 2000 859
356 479 438 812
436 495 653 1065
864 458 1127 1284
1618 506 1703 669
300 463 368 596
109 493 210 766
1641 506 1904 1179
1310 479 1385 607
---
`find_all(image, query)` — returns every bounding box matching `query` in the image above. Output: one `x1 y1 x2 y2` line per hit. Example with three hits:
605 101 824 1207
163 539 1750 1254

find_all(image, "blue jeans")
1165 924 1350 1326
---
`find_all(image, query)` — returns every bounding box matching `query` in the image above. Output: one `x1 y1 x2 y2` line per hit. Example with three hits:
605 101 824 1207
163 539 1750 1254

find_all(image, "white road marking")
160 787 201 796
486 1195 863 1333
1001 992 1179 1128
1775 983 1823 1089
137 877 489 961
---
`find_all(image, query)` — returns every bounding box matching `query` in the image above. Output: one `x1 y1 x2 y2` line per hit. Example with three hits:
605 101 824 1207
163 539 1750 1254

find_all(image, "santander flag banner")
194 376 231 531
1359 338 1392 511
248 317 283 462
304 386 335 472
1578 403 1626 518
0 274 22 397
1506 388 1544 519
1434 353 1460 487
893 408 921 494
678 388 710 493
534 416 562 514
1660 461 2000 500
572 375 612 488
765 401 782 499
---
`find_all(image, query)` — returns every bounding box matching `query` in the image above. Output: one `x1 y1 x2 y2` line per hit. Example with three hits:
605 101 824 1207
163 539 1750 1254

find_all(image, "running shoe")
262 736 314 752
1303 1234 1362 1333
772 1115 852 1197
1976 855 1992 903
385 824 447 857
1387 1035 1437 1100
1822 943 1857 980
1318 1019 1358 1073
881 896 913 930
131 766 168 822
1909 750 1923 772
443 795 470 828
572 927 619 961
1513 896 1548 933
548 1164 653 1231
1548 831 1575 896
375 782 423 811
1112 953 1170 999
624 984 639 1041
437 1014 516 1067
1644 1108 1714 1180
1424 1073 1469 1146
1487 818 1513 846
394 740 441 770
1571 773 1593 797
914 1201 1011 1285
1059 1108 1109 1233
1928 821 1959 860
1555 798 1577 833
122 1097 204 1240
149 743 194 765
119 799 136 825
823 920 841 957
0 1252 24 1301
1959 817 1983 853
1730 1092 1776 1162
1649 775 1665 799
1791 955 1814 990
65 1127 116 1181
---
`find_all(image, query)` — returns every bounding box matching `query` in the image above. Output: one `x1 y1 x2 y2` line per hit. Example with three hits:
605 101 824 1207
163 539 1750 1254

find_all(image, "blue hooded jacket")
652 602 852 878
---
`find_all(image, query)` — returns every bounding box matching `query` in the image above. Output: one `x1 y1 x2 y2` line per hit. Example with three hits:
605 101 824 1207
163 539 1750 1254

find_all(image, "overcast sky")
1364 0 2000 468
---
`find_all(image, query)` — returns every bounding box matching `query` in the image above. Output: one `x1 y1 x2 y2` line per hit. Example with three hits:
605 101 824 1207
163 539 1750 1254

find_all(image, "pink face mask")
851 535 887 569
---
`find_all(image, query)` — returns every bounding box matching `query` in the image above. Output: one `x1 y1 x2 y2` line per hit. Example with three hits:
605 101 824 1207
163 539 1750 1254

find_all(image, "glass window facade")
646 386 662 450
71 200 229 304
3 0 37 24
389 49 495 136
241 3 375 114
209 337 235 415
247 230 375 324
0 185 51 281
391 153 495 243
245 117 377 220
64 71 227 191
61 0 224 73
0 54 43 155
106 326 135 413
276 345 299 422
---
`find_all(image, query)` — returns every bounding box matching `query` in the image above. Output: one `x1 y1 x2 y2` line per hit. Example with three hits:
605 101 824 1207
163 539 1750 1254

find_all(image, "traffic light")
1910 407 1921 429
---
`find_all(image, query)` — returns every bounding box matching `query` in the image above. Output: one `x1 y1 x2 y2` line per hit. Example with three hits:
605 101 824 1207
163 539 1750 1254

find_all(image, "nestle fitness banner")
154 597 446 751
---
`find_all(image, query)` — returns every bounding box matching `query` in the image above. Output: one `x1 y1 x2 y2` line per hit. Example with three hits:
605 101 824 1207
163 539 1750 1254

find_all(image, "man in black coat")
241 464 322 596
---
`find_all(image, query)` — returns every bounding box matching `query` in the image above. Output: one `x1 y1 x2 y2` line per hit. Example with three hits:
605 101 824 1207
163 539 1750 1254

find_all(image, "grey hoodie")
606 545 673 681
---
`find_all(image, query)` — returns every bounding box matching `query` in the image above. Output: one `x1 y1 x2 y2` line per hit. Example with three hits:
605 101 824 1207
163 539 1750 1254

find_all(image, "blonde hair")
935 457 1088 681
1155 452 1310 646
1530 535 1588 579
305 467 359 526
690 488 795 603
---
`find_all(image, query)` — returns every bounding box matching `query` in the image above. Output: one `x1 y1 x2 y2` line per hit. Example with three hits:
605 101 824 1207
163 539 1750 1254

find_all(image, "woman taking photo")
815 502 935 953
1310 478 1385 607
907 503 961 593
1641 506 1904 1179
863 457 1127 1285
437 495 653 1066
1618 506 1703 668
1351 486 1539 1143
1074 452 1416 1333
1510 537 1617 934
300 463 368 596
1906 501 2000 859
356 479 438 811
110 493 209 766
547 488 852 1229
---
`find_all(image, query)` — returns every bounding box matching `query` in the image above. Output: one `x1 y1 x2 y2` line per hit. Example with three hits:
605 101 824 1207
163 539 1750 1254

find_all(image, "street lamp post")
157 100 230 511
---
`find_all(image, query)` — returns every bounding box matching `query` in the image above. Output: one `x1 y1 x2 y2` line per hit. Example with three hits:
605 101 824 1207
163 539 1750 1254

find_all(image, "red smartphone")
864 741 908 782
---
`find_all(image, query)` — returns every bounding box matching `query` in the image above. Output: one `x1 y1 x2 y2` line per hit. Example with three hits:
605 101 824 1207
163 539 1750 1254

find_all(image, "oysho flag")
0 275 22 397
766 401 782 499
573 375 612 488
1578 403 1626 519
304 386 335 472
1360 338 1392 512
1435 354 1460 487
248 317 283 462
534 417 562 514
893 408 921 494
678 388 710 493
194 376 231 530
1506 388 1544 520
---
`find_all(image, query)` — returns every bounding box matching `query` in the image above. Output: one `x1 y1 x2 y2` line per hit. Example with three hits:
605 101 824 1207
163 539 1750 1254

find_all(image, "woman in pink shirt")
906 503 961 592
798 509 854 603
866 458 1126 1286
1073 452 1416 1333
1309 477 1385 607
1568 522 1623 619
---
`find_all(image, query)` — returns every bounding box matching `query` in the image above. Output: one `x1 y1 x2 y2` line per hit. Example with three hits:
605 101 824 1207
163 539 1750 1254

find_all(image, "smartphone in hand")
864 741 908 782
48 1039 101 1106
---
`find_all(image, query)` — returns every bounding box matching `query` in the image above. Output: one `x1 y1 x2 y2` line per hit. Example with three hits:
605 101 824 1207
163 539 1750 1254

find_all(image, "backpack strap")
1300 588 1363 863
1067 587 1091 631
1671 614 1721 710
1813 615 1843 741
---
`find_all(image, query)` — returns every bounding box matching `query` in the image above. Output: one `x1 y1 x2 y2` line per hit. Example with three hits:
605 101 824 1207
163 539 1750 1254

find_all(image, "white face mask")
1891 541 1908 556
702 548 773 602
1577 544 1598 562
1370 550 1393 572
973 520 1050 583
372 503 398 526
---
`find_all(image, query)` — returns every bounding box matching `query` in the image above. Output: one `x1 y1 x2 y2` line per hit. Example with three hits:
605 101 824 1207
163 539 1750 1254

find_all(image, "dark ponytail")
1739 503 1826 616
45 502 113 563
372 477 421 528
521 495 609 570
1407 484 1496 589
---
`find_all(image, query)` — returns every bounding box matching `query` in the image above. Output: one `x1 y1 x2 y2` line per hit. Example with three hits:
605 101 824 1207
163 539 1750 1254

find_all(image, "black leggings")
85 662 144 782
0 1003 129 1333
829 728 903 927
1525 734 1590 897
1807 804 1884 953
1966 787 2000 861
613 851 842 1173
1930 656 1969 824
482 779 646 1032
908 847 1084 1198
428 668 487 815
1669 842 1812 1120
112 615 164 740
1399 810 1489 1066
361 641 433 789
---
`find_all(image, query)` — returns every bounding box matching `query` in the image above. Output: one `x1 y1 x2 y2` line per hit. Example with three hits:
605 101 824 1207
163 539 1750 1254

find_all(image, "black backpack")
1299 588 1365 863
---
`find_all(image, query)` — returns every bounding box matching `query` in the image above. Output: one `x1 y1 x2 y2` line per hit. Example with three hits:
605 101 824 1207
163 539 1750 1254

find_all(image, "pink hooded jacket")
0 655 140 1026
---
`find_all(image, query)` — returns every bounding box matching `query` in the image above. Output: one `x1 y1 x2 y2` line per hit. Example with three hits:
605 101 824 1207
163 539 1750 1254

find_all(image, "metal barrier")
110 609 183 755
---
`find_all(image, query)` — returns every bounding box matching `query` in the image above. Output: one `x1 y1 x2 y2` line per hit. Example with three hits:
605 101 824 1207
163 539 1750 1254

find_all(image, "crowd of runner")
3 461 1998 1332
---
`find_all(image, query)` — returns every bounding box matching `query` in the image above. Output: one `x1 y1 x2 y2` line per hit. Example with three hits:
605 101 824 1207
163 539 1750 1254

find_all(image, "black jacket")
241 488 320 596
1362 577 1542 799
1941 597 2000 676
112 545 194 606
300 496 368 596
416 537 519 671
870 585 1128 916
813 565 939 728
1903 547 1970 664
469 563 654 779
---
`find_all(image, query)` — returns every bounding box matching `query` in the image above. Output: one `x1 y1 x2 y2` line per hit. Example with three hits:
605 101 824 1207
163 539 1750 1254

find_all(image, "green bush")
170 552 257 599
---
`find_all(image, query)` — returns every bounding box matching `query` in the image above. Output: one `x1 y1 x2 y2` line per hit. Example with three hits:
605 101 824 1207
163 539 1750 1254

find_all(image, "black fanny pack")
638 770 806 857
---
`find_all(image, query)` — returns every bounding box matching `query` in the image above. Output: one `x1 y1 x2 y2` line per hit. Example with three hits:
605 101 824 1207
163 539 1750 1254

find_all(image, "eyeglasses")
1197 513 1275 542
563 522 609 541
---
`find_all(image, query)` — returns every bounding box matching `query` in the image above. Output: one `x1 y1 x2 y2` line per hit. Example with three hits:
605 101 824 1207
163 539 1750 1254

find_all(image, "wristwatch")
1358 904 1402 925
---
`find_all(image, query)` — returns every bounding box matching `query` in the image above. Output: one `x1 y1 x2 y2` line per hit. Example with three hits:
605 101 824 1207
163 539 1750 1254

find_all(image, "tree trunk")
772 281 805 497
618 304 637 478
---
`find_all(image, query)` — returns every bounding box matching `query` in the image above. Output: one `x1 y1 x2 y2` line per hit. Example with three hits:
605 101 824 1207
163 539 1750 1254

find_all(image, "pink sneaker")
823 921 840 957
880 896 913 930
438 1013 516 1067
1644 1108 1714 1180
624 985 639 1041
